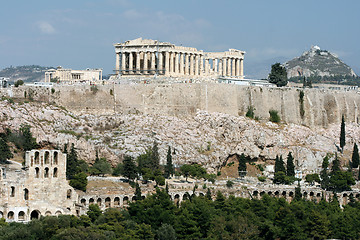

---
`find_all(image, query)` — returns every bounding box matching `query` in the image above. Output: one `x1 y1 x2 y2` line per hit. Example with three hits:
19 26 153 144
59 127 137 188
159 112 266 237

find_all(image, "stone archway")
30 210 40 220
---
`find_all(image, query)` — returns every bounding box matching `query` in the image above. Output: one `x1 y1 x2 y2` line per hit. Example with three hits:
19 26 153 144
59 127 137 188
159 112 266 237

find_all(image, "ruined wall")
5 83 360 127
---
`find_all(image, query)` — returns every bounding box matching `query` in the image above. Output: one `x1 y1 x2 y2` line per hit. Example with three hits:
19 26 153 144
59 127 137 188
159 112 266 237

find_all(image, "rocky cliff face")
1 99 358 174
284 45 357 78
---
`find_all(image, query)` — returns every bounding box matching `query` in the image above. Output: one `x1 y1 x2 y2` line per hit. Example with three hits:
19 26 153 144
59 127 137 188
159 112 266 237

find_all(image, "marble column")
185 53 189 75
222 58 227 76
236 58 240 76
180 52 184 74
231 58 236 76
115 53 120 75
158 52 163 74
174 52 179 74
227 58 231 76
165 51 169 76
121 52 126 75
240 59 244 77
143 52 148 74
151 52 156 74
129 52 133 74
194 55 199 75
190 54 194 75
214 59 218 73
169 52 174 75
200 55 204 75
205 59 210 75
136 52 141 74
219 59 223 76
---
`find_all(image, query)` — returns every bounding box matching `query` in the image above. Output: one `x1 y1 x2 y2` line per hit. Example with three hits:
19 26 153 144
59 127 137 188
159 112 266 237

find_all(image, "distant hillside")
284 46 357 79
0 65 53 83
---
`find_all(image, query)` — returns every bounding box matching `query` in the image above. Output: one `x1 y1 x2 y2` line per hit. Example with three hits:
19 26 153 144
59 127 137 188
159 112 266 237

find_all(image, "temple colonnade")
114 38 245 78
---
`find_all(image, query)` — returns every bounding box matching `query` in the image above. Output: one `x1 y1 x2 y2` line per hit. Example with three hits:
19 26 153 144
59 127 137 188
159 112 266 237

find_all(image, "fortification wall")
4 83 360 127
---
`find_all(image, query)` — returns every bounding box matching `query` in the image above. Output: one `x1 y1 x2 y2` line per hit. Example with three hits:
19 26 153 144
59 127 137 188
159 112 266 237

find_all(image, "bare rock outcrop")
1 99 358 174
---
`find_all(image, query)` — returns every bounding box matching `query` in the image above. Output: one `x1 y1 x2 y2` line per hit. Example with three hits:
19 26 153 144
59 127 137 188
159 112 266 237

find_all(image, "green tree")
328 153 355 192
294 182 302 201
151 141 160 171
305 173 320 185
89 155 112 176
245 106 255 119
286 152 295 177
121 155 137 181
135 182 142 201
238 153 247 177
340 115 346 151
69 172 88 191
329 171 355 192
87 204 102 222
155 175 166 186
226 180 234 188
14 80 24 87
206 188 212 200
112 163 123 176
164 146 174 178
275 155 286 173
273 171 294 184
180 164 192 182
268 63 288 87
66 143 80 179
269 110 281 123
19 125 38 151
157 223 176 240
320 155 330 190
0 137 13 164
331 153 341 173
351 143 359 168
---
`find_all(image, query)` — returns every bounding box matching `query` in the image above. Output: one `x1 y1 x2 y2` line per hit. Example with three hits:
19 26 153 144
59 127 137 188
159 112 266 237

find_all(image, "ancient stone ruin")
114 37 245 78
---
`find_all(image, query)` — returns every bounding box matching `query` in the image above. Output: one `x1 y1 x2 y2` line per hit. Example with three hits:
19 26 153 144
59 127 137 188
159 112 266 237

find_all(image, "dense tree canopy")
2 189 360 239
268 63 288 87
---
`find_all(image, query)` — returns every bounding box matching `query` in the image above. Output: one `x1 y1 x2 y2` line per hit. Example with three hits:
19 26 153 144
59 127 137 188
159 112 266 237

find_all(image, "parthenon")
114 38 245 78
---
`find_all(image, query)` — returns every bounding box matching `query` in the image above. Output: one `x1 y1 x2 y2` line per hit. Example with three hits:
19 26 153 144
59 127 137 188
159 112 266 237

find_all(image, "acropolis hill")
2 38 360 223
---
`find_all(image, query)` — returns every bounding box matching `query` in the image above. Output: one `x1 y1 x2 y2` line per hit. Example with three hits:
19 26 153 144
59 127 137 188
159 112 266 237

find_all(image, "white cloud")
37 21 56 34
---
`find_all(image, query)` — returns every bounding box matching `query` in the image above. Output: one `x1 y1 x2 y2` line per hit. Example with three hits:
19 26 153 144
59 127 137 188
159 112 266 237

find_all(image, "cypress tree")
63 143 68 154
320 155 329 190
135 182 142 200
206 188 212 200
238 153 247 177
151 141 160 171
331 153 341 174
121 155 137 181
351 143 359 168
0 137 13 164
275 155 286 173
340 115 346 151
286 152 295 177
165 146 174 178
66 143 80 179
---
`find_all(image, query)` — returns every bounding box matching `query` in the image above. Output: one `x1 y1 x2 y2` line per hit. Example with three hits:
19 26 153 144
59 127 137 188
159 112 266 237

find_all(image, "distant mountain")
284 46 357 79
0 65 53 83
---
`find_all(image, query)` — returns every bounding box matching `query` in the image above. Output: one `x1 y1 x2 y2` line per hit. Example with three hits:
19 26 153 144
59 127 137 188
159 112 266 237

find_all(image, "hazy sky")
1 0 359 78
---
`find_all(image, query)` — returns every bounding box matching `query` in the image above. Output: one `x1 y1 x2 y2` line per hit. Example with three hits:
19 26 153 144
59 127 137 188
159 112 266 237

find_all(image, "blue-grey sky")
1 0 359 78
